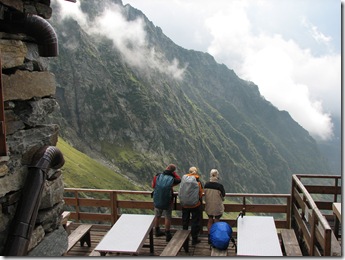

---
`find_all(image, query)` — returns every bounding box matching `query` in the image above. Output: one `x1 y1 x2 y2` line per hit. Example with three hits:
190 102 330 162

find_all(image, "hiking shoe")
192 239 201 245
155 227 165 237
165 231 172 242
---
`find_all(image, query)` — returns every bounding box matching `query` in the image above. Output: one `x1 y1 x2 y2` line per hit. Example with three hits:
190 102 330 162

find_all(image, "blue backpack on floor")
210 222 233 250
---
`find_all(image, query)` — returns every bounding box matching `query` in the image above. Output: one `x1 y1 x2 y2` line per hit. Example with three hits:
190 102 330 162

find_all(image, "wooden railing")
63 189 291 232
291 174 341 256
63 174 341 256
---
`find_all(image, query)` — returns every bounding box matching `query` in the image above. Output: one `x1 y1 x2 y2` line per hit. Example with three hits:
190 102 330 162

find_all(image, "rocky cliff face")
48 0 330 195
0 0 67 256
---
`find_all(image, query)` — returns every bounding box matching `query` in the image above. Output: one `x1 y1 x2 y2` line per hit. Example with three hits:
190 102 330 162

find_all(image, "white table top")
94 214 155 254
333 203 341 223
237 216 282 256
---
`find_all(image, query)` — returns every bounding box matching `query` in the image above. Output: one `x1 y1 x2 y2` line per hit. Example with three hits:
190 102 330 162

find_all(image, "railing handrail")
64 188 290 198
63 174 341 256
294 174 341 180
292 175 320 210
291 174 341 256
63 188 291 230
64 188 152 194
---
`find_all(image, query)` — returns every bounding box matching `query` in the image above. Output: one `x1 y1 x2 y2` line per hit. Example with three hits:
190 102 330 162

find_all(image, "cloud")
54 0 88 28
204 1 340 141
53 0 186 80
302 17 332 47
57 0 340 141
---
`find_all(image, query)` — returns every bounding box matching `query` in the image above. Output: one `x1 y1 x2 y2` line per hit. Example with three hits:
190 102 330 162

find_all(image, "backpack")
153 173 174 210
210 221 232 250
179 174 199 207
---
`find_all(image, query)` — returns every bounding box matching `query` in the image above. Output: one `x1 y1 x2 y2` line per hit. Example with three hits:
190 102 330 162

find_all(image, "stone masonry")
0 0 68 256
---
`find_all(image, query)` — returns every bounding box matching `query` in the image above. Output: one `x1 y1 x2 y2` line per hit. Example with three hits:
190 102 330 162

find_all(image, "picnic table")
237 216 282 256
94 214 155 256
332 203 341 223
332 203 341 239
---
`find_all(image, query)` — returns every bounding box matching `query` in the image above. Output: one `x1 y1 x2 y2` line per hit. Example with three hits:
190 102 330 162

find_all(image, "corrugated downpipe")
3 146 65 256
0 14 58 57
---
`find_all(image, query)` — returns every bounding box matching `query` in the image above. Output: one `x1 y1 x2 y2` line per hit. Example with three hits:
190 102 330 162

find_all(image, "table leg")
183 235 189 252
334 215 340 239
149 228 154 255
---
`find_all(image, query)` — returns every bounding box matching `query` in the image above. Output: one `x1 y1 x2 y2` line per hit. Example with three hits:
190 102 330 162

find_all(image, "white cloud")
59 0 341 141
302 17 332 47
54 0 88 28
205 2 252 71
203 2 340 141
53 0 186 80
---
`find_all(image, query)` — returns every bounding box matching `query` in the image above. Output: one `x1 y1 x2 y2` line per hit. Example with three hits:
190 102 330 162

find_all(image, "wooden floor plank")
64 226 237 257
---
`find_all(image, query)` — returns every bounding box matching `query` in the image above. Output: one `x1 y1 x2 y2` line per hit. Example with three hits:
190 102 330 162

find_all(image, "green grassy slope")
57 138 148 191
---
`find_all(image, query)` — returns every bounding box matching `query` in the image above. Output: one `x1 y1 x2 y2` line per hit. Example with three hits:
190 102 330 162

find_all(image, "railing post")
333 178 338 202
242 196 246 212
110 191 115 225
290 176 295 230
286 195 291 229
74 190 80 223
309 209 316 256
111 191 118 224
324 228 332 256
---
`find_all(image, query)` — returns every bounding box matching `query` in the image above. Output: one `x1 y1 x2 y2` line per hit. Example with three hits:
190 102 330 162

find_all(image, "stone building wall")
0 0 68 256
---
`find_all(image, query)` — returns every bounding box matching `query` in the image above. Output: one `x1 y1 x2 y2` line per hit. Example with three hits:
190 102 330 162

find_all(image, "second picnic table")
237 215 282 256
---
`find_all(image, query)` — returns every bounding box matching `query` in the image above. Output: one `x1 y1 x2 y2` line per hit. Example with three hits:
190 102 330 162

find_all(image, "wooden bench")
66 221 72 234
160 230 191 256
280 229 302 256
61 211 71 234
66 224 92 253
211 247 228 256
89 250 100 256
61 211 70 226
332 203 341 240
330 232 341 256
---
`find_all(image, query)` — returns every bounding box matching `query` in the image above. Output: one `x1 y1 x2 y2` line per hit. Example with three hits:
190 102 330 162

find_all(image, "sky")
53 0 342 141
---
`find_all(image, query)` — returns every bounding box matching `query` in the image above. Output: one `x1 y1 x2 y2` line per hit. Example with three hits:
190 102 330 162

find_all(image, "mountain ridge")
47 0 330 194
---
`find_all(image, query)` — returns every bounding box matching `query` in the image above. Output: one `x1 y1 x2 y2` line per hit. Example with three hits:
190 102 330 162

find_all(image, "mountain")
47 0 330 194
316 115 341 175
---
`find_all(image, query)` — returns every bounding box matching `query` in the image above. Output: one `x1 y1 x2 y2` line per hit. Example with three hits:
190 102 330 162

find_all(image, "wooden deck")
64 223 342 257
65 224 342 257
62 174 341 257
65 224 237 257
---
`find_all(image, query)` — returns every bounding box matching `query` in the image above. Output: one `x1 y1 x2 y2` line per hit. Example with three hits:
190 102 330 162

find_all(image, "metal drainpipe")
0 13 58 57
3 146 65 256
0 49 7 156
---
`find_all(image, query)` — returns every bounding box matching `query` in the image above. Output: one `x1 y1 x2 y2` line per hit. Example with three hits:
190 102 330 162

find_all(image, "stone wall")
0 0 68 256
